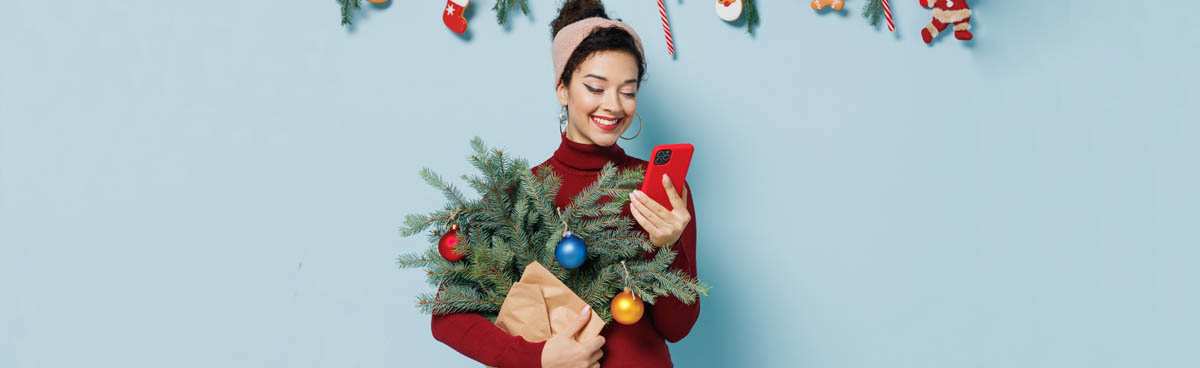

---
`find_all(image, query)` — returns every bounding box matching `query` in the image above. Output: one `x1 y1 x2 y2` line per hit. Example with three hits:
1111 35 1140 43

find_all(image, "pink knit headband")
551 17 644 87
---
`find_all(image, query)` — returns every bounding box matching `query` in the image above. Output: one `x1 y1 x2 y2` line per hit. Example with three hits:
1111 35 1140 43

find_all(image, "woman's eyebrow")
583 74 637 84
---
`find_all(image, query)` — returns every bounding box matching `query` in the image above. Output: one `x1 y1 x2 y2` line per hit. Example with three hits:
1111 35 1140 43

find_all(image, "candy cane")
658 0 674 55
882 0 895 32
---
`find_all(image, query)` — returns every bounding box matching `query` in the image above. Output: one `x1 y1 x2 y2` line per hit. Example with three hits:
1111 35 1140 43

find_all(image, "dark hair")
551 0 646 87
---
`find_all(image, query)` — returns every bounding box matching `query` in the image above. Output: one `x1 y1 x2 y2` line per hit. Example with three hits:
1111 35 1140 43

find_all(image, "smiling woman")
556 51 642 143
429 1 701 367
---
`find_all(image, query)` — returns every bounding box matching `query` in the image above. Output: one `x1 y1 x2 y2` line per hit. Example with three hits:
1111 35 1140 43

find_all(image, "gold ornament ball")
610 290 644 325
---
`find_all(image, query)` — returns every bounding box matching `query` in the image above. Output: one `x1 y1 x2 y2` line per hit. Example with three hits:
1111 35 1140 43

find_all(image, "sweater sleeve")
430 291 545 367
649 182 701 343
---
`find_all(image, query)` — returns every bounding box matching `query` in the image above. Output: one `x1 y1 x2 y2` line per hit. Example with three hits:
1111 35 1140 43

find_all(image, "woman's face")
556 50 640 147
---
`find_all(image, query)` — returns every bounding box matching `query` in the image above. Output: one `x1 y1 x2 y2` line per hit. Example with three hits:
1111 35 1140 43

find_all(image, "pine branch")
492 0 531 26
337 0 361 27
863 0 884 28
744 0 760 35
419 168 469 210
400 212 453 237
396 249 443 270
418 285 503 315
520 169 561 235
566 163 619 216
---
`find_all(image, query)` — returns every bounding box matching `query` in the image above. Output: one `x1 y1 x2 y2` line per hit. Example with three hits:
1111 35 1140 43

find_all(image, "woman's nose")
602 91 622 114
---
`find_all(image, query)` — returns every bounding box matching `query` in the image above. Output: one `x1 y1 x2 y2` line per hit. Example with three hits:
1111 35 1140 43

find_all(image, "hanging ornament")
611 261 644 325
811 0 845 11
443 0 470 34
719 0 758 35
555 232 587 269
863 0 896 32
714 0 742 22
438 224 466 262
554 208 587 269
658 0 675 56
611 289 644 325
919 0 973 44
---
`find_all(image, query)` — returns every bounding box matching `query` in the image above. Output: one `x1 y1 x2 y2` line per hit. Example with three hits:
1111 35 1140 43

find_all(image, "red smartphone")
639 143 694 211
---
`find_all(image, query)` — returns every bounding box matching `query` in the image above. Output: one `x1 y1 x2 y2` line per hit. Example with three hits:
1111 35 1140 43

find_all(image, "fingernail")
663 174 671 183
631 190 641 199
582 305 591 313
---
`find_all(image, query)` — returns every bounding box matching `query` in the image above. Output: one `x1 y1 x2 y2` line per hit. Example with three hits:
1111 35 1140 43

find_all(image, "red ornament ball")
438 224 465 262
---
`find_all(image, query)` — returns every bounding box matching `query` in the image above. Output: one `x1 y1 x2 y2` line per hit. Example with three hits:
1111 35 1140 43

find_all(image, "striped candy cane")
881 0 895 32
658 0 674 55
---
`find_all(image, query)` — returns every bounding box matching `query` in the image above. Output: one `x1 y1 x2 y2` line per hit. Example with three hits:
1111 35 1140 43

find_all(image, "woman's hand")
541 305 605 368
629 174 691 248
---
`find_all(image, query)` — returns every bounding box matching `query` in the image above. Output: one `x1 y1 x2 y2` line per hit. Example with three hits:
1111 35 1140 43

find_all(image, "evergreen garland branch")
744 0 760 35
520 169 561 235
395 249 442 270
575 201 625 218
631 264 710 305
863 0 884 28
613 166 645 187
566 163 619 218
467 137 509 205
419 286 503 315
492 0 531 26
575 215 628 235
419 168 469 211
337 0 361 27
400 211 454 237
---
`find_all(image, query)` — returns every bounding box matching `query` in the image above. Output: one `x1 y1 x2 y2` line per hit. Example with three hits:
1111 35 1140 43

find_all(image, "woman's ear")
556 81 569 107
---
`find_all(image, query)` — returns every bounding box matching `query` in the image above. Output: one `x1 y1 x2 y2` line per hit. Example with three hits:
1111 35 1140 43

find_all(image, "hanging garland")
337 1 973 45
338 0 529 28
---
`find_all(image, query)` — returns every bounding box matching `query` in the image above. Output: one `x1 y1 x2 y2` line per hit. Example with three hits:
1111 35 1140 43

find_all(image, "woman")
431 1 700 367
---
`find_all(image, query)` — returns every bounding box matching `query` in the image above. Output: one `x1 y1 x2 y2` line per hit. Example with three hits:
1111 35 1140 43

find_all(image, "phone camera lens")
654 150 672 165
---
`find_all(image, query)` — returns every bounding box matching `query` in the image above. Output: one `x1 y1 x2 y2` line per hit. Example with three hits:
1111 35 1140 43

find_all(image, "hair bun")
551 0 608 38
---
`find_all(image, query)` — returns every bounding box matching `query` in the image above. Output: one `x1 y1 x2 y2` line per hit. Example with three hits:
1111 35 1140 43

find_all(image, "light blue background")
2 1 1197 367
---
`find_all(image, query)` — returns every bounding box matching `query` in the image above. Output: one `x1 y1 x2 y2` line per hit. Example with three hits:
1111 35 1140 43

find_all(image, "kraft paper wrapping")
491 262 605 363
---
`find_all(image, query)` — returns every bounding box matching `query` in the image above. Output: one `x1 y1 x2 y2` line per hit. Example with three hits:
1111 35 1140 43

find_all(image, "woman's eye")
584 84 603 93
622 92 637 98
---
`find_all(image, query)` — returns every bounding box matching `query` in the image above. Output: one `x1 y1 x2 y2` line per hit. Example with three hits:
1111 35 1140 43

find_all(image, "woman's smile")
590 114 621 131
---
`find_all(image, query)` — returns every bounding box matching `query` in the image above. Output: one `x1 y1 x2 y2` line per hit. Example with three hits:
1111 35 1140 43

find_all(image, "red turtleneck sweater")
430 135 700 367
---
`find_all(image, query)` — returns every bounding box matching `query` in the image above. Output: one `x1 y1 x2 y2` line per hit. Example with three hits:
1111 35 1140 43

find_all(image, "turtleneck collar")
551 134 627 172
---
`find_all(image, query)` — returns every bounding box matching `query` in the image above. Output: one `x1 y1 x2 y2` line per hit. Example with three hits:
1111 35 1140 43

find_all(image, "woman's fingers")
662 174 688 212
588 349 603 363
567 305 592 338
629 199 662 233
583 336 606 354
631 190 671 222
630 192 667 228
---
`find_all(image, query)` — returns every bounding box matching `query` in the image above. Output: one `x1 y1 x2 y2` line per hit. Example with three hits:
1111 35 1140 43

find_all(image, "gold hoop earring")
620 113 643 140
558 105 568 135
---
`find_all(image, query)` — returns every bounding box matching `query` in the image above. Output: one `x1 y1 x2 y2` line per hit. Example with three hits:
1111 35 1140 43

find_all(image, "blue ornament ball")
555 232 587 269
